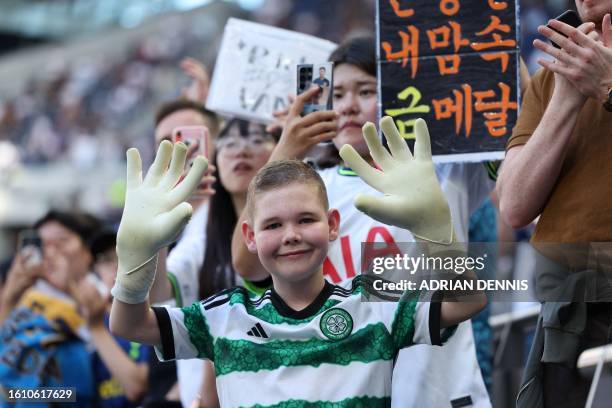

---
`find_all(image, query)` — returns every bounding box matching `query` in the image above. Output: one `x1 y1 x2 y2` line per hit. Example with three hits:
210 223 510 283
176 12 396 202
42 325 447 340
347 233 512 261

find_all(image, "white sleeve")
166 203 209 306
151 304 212 362
412 300 455 346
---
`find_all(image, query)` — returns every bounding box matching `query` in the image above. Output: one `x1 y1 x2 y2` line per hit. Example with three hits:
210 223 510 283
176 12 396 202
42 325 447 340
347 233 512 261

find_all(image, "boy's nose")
282 225 301 244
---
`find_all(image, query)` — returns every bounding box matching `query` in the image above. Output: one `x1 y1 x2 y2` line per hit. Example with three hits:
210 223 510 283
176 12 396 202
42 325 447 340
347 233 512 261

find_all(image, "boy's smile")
244 182 339 285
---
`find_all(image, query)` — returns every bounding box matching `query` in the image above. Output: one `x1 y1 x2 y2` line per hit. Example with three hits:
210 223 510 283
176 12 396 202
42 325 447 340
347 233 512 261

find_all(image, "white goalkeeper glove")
339 116 453 245
112 141 208 304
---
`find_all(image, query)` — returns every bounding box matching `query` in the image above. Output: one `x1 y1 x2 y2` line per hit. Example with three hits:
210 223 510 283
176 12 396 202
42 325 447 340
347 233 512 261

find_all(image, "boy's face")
242 182 339 283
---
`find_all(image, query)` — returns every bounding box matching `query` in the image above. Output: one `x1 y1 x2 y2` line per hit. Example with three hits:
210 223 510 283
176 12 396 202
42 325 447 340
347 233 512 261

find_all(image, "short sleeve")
151 303 214 362
507 68 548 150
391 292 457 349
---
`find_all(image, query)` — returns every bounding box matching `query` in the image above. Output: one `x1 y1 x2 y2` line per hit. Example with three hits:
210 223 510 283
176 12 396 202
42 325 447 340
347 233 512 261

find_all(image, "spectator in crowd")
69 229 150 407
0 210 101 406
497 3 612 406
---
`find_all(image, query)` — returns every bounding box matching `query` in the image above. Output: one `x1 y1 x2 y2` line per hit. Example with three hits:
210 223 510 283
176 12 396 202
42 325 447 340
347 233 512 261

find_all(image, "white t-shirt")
319 162 493 408
165 203 209 408
167 202 209 307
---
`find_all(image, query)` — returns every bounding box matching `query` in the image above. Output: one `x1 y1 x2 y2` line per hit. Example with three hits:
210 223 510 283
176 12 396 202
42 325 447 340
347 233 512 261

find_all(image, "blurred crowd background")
0 0 574 261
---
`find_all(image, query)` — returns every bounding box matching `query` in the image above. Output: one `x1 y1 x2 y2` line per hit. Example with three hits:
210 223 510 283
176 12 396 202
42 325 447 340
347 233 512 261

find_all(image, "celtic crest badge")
320 308 353 340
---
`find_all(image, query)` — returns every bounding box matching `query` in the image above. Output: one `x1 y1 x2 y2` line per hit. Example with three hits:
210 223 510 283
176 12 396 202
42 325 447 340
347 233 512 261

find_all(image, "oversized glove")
112 141 208 304
339 116 453 245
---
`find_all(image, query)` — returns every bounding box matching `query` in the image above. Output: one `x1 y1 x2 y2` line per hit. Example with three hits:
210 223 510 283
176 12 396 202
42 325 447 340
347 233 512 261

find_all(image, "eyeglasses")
215 134 275 155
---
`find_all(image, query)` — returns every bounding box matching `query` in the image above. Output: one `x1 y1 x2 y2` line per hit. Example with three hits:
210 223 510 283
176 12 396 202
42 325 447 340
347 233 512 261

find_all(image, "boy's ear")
241 220 258 253
327 209 340 241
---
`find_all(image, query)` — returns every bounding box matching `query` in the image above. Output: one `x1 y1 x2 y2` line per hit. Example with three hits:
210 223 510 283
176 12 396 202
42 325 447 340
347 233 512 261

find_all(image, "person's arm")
90 324 149 401
110 299 160 346
109 141 207 343
194 361 220 408
71 276 150 401
232 87 338 280
497 21 603 228
496 91 583 228
439 268 487 328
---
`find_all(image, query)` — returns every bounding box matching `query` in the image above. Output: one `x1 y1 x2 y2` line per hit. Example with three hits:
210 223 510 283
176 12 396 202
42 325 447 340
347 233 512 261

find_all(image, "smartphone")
172 126 210 194
548 10 582 48
297 62 333 116
18 229 43 266
172 126 209 161
86 273 110 298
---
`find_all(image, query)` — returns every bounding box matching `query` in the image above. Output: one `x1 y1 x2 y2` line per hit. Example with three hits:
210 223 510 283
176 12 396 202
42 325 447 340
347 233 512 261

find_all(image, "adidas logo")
247 323 268 338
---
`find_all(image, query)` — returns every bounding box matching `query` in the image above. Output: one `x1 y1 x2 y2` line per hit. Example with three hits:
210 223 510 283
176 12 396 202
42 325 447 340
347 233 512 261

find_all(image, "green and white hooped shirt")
319 163 494 408
152 276 452 408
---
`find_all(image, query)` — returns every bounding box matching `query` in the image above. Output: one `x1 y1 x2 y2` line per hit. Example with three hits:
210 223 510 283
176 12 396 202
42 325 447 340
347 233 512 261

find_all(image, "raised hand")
534 15 612 103
339 116 453 244
70 275 110 327
269 86 337 161
180 57 210 103
112 141 208 304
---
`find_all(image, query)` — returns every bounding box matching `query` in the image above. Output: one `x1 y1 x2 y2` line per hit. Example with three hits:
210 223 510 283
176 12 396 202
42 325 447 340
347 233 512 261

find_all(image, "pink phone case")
172 126 209 159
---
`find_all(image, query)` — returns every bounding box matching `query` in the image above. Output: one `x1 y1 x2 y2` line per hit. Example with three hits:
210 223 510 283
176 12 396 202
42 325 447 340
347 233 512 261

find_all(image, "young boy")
109 119 486 407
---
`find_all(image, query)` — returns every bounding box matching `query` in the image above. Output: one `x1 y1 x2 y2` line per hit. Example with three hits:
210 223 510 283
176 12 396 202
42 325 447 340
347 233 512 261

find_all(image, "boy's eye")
333 92 343 100
299 218 315 224
264 222 281 230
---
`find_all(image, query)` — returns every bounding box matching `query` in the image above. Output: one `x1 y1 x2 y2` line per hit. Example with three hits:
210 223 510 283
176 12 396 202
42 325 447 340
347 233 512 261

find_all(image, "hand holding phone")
548 10 582 48
172 126 210 161
172 126 214 201
1 230 44 309
18 229 43 267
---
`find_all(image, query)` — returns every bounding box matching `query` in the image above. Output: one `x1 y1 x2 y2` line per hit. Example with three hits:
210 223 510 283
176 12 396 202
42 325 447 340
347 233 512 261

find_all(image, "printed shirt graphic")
153 277 450 407
0 290 95 407
318 163 493 407
313 77 330 88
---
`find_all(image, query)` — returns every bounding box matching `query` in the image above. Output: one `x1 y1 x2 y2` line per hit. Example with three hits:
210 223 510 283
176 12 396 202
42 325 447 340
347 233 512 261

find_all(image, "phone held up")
172 126 210 193
18 229 43 266
172 126 209 160
297 62 333 116
548 10 582 49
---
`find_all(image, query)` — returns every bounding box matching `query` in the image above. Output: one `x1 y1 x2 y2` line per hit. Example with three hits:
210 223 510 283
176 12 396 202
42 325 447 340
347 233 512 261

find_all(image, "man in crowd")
497 3 612 406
